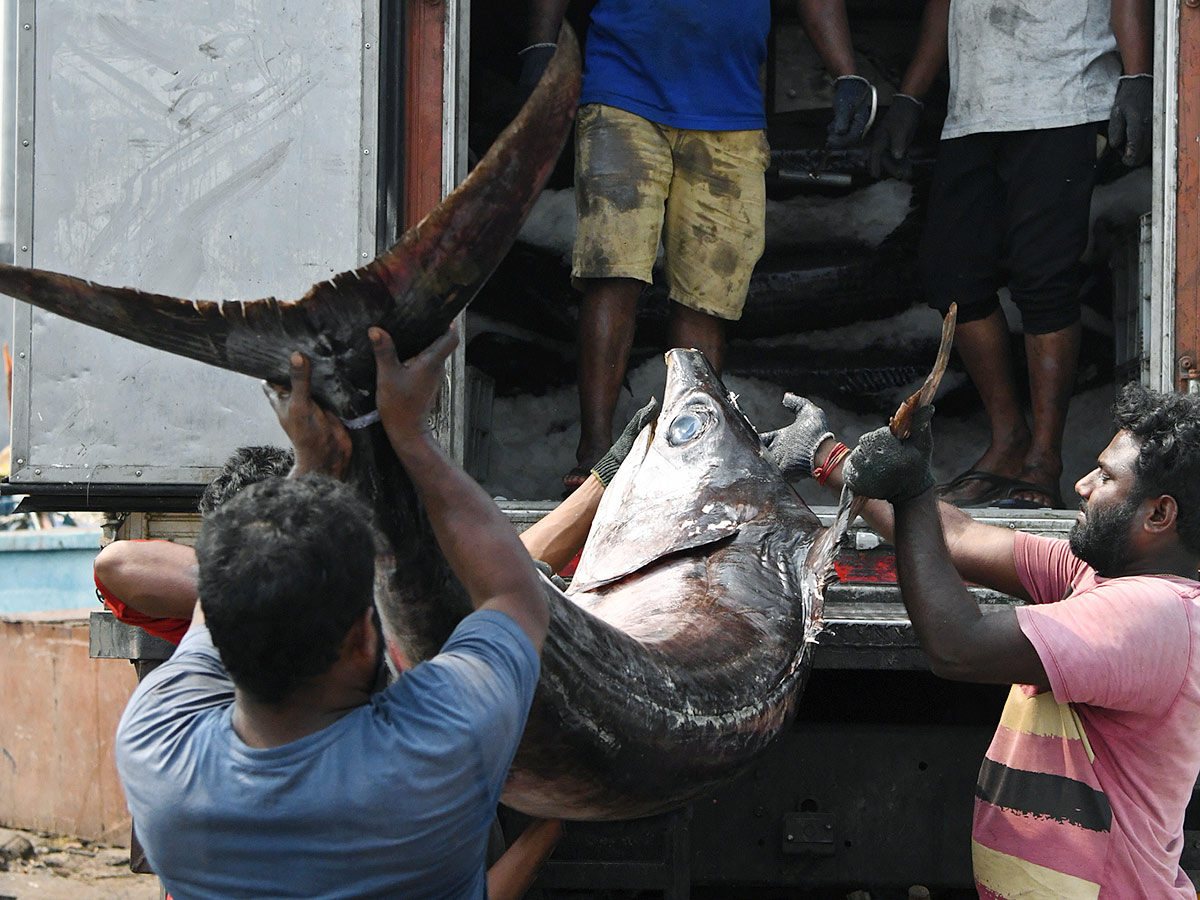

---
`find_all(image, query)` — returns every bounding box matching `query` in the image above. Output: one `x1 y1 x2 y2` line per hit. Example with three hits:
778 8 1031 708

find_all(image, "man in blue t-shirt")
115 327 553 900
521 0 876 494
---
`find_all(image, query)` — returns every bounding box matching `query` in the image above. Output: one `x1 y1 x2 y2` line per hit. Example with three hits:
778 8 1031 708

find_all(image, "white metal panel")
1 0 15 434
0 0 15 261
1149 0 1178 392
8 0 378 487
443 0 469 466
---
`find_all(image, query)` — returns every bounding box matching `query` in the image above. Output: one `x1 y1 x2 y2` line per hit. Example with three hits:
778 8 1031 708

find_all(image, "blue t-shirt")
581 0 771 131
115 610 539 900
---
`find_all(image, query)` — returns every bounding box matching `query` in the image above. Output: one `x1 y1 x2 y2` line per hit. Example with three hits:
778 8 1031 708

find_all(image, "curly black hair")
196 474 377 703
198 446 295 516
1113 383 1200 555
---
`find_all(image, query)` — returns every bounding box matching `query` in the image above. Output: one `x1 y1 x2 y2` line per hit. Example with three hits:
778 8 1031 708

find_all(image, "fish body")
0 28 847 821
502 349 835 819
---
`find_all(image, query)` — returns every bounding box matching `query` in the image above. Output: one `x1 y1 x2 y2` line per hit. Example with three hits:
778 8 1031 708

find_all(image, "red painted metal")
834 550 899 585
404 0 446 229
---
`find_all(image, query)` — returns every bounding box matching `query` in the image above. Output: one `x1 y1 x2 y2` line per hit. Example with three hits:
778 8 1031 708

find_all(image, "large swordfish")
508 347 847 818
0 27 864 820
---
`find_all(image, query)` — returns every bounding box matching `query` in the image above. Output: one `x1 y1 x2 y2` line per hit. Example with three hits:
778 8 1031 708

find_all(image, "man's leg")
948 308 1030 486
668 301 726 373
1000 124 1096 507
569 104 672 484
917 133 1019 506
661 127 768 375
1015 322 1081 504
576 277 642 471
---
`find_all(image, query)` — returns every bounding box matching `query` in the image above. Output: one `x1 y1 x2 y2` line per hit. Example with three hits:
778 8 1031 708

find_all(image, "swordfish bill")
0 24 582 419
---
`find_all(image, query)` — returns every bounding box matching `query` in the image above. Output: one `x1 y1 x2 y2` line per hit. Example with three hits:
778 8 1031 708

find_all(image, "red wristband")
814 442 849 486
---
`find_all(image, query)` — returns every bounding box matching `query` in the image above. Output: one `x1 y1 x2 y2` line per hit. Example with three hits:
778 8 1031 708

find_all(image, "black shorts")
918 124 1099 335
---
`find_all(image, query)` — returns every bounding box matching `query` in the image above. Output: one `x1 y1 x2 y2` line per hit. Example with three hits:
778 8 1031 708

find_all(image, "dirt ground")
0 829 159 900
0 825 976 899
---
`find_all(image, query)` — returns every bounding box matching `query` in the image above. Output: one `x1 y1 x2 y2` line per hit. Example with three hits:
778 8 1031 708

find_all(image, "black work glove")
827 75 877 149
532 558 569 591
591 398 659 487
759 394 834 480
843 406 935 503
869 94 923 180
517 43 557 105
1108 74 1152 168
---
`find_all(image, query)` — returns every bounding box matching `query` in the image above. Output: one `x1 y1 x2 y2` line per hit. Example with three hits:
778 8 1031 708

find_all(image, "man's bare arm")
1111 0 1152 75
812 434 1029 599
892 491 1048 687
896 0 950 98
525 0 569 44
796 0 857 77
520 476 604 574
94 540 199 621
371 327 549 652
487 819 564 900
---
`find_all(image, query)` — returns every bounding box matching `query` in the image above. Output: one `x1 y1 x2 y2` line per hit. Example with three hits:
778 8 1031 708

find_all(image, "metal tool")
807 146 833 182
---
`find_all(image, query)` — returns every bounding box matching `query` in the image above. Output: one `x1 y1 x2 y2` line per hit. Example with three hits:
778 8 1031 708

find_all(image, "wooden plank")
0 616 138 842
1176 0 1200 386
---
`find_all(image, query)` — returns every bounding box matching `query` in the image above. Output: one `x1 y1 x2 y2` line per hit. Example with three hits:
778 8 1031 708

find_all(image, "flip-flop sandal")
935 469 1020 508
562 466 592 498
994 480 1064 510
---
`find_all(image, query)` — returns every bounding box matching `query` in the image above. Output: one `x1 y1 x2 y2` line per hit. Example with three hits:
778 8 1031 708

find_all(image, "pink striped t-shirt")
971 531 1200 899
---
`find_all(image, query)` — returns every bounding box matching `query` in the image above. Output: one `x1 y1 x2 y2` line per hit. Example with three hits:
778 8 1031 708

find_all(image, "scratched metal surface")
8 1 377 487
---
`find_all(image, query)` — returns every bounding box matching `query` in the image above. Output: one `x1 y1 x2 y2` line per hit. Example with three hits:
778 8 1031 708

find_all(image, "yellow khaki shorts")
572 103 769 321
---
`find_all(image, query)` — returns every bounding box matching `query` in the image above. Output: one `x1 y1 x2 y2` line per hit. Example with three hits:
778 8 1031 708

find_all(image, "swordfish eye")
667 408 713 446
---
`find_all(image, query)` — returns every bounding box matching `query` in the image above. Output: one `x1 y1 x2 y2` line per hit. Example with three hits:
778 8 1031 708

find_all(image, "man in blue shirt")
115 327 553 900
521 0 876 494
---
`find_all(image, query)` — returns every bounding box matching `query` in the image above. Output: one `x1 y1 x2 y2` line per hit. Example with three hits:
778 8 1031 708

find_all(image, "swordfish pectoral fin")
568 522 742 594
0 23 582 416
804 485 864 592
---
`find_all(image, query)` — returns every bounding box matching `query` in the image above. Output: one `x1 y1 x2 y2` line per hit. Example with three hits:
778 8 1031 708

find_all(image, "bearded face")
1069 493 1142 577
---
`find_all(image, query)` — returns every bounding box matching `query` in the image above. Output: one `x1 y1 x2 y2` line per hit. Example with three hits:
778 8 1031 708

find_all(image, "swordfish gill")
0 27 851 820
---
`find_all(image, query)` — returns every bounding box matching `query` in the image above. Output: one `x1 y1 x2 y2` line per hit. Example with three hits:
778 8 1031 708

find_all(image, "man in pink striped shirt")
765 383 1200 898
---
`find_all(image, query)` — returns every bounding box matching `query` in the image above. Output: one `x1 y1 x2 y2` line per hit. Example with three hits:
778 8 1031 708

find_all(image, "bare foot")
1004 461 1064 508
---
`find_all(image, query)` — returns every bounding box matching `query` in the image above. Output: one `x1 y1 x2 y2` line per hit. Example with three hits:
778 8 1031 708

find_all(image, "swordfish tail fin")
0 24 581 419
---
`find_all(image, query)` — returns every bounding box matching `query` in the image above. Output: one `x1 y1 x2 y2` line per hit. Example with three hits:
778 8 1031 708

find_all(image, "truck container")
4 0 1198 893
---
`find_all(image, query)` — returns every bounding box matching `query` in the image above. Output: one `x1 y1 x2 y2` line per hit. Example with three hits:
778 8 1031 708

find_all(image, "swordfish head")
570 348 810 596
502 349 840 820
